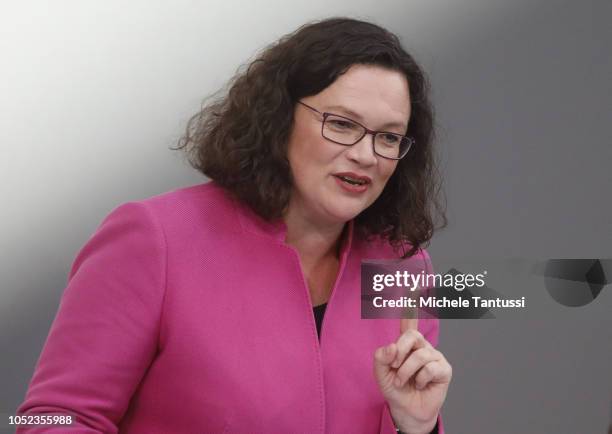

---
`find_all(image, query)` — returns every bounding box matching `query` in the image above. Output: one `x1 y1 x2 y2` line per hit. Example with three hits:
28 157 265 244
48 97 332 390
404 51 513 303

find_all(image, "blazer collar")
230 187 354 256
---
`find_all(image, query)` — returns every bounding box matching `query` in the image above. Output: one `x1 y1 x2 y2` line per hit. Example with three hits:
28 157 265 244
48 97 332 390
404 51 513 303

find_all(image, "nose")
345 133 378 166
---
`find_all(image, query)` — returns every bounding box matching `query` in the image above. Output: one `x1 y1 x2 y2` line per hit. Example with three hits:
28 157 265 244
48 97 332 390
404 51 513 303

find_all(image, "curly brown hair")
174 17 446 258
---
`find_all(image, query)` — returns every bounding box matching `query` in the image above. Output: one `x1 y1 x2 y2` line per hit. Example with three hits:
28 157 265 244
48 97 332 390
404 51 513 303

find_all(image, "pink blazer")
16 182 444 433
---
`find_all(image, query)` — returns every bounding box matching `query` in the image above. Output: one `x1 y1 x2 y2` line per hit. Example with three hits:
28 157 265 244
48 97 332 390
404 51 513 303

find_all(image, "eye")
379 133 401 146
328 119 358 130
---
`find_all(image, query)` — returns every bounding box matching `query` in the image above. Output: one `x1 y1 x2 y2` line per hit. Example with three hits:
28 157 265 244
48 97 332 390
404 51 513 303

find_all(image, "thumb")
373 343 396 382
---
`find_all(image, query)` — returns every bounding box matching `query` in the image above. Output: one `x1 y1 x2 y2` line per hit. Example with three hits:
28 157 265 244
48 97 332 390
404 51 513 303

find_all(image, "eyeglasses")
297 101 414 160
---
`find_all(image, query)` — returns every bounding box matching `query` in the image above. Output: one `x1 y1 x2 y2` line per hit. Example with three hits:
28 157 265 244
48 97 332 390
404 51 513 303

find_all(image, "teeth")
339 175 366 185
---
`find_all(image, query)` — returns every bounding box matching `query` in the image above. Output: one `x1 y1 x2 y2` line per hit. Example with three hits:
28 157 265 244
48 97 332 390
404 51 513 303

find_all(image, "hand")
373 316 452 434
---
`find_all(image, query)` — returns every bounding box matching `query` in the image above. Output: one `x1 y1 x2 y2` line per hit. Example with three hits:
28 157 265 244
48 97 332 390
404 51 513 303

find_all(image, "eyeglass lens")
322 114 410 159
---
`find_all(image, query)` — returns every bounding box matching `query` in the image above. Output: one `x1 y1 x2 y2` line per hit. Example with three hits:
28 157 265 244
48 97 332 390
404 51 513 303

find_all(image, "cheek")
287 141 312 183
292 140 339 179
379 161 399 183
287 122 313 167
288 148 324 192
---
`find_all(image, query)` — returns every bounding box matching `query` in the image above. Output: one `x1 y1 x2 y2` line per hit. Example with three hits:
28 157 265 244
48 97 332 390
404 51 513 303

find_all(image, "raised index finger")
400 310 419 334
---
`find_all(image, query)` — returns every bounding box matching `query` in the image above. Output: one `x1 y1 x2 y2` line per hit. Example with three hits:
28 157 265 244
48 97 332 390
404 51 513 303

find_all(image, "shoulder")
140 181 234 215
93 181 242 249
132 181 240 232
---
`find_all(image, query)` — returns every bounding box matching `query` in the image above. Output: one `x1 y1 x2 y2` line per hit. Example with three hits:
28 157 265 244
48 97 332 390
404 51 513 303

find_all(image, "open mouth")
334 175 370 186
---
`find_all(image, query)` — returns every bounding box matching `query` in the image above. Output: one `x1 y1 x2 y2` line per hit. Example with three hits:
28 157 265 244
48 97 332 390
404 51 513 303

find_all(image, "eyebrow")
324 104 408 132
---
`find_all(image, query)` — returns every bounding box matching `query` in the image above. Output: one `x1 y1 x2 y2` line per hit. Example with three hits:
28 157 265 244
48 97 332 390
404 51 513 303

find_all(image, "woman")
16 18 451 433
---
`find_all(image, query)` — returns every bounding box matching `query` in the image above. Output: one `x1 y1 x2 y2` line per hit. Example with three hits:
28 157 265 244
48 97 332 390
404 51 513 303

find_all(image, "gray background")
1 0 610 433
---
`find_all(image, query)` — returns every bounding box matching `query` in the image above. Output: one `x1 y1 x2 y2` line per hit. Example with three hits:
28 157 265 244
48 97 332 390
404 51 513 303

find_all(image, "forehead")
312 64 411 128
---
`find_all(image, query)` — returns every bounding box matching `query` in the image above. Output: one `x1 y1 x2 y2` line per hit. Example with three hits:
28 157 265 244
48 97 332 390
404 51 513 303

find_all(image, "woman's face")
286 64 411 227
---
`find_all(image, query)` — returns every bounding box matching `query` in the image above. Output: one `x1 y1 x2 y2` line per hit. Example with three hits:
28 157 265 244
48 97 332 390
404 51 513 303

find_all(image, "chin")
325 202 368 224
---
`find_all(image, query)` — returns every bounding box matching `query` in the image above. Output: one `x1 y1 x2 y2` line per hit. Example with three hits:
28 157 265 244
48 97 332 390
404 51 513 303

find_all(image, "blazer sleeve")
15 201 167 433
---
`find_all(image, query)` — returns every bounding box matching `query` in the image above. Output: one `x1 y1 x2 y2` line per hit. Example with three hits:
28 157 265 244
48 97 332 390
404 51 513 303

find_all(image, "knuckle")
424 363 437 375
374 348 384 361
408 329 424 340
397 335 413 350
412 348 428 365
400 330 423 346
396 370 407 383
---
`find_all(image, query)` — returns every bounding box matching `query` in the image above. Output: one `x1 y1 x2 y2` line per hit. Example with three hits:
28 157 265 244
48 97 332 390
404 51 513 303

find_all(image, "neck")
283 203 346 263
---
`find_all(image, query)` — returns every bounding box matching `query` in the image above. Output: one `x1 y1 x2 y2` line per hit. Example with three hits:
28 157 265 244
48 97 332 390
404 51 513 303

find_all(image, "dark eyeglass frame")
297 101 414 160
